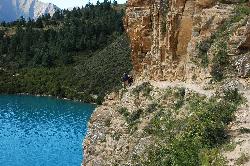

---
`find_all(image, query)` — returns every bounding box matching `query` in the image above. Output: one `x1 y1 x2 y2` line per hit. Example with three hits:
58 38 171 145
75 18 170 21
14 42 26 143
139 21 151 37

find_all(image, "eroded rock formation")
124 0 192 80
124 0 249 81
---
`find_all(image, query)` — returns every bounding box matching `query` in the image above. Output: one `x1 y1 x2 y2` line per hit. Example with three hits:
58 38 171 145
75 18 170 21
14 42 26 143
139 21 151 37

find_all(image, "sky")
40 0 127 9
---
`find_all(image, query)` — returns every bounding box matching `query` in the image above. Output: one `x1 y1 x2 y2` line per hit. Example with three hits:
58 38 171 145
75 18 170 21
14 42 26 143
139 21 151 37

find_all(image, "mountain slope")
0 0 59 22
0 1 130 104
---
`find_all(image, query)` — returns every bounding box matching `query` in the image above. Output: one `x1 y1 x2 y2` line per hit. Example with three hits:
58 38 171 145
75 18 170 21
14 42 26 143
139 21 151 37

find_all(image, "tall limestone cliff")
83 0 250 165
124 0 249 82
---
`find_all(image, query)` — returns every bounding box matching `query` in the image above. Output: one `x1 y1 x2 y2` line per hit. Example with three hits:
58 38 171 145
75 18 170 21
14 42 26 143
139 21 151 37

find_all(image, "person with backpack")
122 73 133 88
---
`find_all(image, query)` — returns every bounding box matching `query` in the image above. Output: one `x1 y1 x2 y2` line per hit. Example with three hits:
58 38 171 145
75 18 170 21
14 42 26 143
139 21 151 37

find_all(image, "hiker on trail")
122 73 129 88
122 73 133 88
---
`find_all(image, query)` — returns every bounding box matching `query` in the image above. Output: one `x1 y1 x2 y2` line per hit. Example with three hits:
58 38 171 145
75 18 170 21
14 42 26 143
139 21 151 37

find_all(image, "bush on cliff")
142 89 243 166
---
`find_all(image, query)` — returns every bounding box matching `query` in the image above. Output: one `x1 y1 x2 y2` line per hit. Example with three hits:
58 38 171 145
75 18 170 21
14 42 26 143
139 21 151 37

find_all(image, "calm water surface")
0 95 95 166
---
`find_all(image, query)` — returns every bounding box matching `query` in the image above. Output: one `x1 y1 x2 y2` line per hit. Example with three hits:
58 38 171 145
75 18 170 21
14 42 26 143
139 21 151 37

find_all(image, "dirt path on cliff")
149 81 250 104
149 81 214 97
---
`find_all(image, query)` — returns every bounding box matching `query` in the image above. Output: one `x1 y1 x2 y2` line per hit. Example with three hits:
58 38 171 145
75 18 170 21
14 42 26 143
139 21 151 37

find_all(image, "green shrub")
174 99 185 110
197 39 212 67
117 107 143 133
200 148 227 166
232 5 250 23
211 42 228 81
224 88 243 105
213 43 228 66
132 82 153 97
117 107 130 118
239 128 250 134
104 118 112 127
146 103 158 113
127 109 143 124
174 87 186 110
211 64 224 81
175 87 186 98
142 91 243 165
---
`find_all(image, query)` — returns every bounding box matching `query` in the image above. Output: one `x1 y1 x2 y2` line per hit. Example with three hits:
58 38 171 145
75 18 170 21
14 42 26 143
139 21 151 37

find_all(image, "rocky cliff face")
83 0 250 165
124 0 249 82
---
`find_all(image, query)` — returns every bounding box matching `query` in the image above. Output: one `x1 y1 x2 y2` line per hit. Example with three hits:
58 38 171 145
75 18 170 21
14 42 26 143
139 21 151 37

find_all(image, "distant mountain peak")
0 0 60 22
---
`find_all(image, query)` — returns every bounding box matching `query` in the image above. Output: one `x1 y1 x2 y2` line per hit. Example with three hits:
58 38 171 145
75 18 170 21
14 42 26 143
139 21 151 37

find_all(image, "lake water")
0 95 95 166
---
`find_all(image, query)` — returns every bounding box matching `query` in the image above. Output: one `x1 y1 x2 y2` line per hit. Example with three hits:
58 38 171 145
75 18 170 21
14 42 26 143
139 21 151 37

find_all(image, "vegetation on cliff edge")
126 84 245 165
196 3 250 81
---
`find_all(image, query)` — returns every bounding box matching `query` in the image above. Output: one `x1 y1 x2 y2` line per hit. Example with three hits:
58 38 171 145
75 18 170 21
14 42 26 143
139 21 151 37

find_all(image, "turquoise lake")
0 95 95 166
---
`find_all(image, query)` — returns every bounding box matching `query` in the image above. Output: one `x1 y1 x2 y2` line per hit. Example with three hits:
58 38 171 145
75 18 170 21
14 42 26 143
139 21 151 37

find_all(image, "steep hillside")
0 0 58 22
0 1 131 103
83 0 250 165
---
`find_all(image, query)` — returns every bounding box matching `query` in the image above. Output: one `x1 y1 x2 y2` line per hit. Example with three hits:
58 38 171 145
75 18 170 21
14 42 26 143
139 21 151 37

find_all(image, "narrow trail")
150 81 250 110
149 81 250 105
149 81 214 97
131 80 250 108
